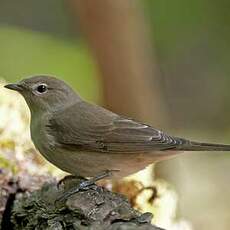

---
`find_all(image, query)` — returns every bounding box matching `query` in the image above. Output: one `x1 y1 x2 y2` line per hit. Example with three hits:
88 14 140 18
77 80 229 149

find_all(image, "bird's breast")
30 113 56 154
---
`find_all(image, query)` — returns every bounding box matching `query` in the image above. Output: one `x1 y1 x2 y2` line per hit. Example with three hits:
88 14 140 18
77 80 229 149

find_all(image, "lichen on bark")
11 178 165 230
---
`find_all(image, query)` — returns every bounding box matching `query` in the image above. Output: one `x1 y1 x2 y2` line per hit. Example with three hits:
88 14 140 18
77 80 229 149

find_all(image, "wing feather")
46 102 185 153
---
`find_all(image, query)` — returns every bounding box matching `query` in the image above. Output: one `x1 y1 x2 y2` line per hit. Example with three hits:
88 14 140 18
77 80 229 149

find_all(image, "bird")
4 75 230 198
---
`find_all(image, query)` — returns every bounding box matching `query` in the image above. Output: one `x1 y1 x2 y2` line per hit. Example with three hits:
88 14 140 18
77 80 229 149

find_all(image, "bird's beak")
4 83 23 92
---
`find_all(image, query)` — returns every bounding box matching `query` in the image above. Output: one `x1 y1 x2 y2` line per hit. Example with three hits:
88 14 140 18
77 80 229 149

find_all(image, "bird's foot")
57 174 84 189
56 170 114 203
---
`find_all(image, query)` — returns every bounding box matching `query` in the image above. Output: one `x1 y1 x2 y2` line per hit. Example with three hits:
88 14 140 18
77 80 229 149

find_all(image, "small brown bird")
4 75 230 196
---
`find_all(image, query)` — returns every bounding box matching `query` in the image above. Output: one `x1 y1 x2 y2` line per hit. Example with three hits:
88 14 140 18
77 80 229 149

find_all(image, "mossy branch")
1 177 165 230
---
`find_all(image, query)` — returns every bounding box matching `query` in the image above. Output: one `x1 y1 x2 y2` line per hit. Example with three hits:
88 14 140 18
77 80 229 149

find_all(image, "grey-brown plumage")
47 102 230 153
4 75 230 178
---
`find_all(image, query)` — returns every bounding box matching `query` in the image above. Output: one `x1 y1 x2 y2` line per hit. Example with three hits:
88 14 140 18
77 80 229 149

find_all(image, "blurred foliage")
144 0 230 61
1 0 230 130
0 26 101 103
143 0 230 131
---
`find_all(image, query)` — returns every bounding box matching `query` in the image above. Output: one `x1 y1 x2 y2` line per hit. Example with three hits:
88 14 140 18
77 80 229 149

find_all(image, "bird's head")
4 75 81 114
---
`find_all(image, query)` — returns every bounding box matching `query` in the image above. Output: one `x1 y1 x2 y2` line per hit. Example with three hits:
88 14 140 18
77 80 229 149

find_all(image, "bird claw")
55 179 94 204
57 175 82 189
55 170 115 204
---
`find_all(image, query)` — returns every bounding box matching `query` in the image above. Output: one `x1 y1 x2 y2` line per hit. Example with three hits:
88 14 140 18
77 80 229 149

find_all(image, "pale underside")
39 148 178 178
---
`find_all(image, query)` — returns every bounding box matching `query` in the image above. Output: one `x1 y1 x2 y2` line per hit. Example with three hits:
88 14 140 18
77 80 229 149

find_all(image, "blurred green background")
1 0 230 229
0 27 101 102
1 0 230 129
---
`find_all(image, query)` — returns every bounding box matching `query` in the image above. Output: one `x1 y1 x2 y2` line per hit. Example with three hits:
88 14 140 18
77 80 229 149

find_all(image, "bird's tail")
176 139 230 151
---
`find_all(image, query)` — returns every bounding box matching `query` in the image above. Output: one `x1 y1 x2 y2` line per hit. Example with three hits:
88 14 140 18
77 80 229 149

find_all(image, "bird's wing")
46 101 185 153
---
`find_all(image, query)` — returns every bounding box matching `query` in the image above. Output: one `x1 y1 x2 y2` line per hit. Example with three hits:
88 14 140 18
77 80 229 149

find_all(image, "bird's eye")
36 84 48 94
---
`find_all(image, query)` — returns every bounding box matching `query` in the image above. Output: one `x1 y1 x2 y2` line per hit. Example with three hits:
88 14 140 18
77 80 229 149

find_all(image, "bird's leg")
56 170 114 203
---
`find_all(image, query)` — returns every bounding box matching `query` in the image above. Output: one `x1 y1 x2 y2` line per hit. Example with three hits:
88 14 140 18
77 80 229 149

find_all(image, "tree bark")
68 0 167 125
1 176 165 230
